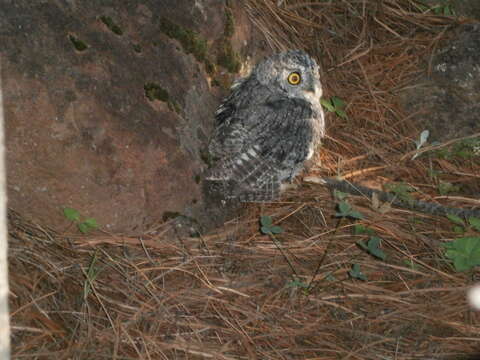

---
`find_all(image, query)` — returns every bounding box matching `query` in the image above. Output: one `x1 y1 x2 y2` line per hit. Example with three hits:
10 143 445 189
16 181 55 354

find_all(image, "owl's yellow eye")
287 72 301 85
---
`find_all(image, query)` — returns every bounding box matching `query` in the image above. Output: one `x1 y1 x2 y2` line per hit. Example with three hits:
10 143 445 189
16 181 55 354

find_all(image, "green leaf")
356 240 368 251
461 237 480 254
348 210 364 220
333 189 348 201
447 214 464 226
261 226 272 235
453 257 470 272
270 226 283 234
354 224 367 235
354 225 375 235
83 218 98 230
368 236 381 249
331 96 346 109
63 207 80 222
444 5 454 15
320 98 335 112
367 236 387 260
260 216 273 227
468 217 480 232
453 226 465 234
338 201 350 214
335 108 347 119
349 264 367 281
443 236 480 272
78 222 89 234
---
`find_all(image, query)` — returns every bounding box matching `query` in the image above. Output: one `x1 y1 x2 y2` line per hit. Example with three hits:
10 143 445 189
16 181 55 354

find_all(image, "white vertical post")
0 58 11 359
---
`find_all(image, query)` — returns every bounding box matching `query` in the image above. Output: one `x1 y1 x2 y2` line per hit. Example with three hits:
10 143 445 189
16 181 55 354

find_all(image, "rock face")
402 24 480 142
2 1 258 233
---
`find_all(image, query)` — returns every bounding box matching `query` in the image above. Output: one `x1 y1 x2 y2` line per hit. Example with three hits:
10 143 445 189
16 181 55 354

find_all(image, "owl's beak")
306 79 317 95
308 82 322 100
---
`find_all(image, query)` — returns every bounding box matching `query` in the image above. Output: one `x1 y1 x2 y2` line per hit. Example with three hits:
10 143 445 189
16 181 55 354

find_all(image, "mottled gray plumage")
206 50 325 202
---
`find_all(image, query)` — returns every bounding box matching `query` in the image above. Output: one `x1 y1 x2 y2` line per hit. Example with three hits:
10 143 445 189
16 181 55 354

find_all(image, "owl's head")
253 50 323 102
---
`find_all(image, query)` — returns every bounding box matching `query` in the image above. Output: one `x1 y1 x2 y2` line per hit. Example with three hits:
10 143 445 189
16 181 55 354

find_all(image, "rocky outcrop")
402 24 480 142
2 1 261 233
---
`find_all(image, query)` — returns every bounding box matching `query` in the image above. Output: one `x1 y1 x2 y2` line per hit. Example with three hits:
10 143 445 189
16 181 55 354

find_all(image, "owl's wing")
207 98 314 201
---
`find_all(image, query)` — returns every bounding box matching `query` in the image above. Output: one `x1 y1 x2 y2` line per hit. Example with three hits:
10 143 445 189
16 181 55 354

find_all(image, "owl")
206 50 325 202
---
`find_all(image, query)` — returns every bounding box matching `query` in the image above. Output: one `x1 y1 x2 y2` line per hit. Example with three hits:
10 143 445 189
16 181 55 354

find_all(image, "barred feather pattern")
206 50 325 202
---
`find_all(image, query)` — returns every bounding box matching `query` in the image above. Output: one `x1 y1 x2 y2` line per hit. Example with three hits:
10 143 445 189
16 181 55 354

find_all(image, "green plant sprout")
416 1 455 15
333 189 348 201
447 214 466 234
349 264 367 281
384 182 415 206
446 214 480 234
354 225 387 261
442 237 480 272
83 250 101 300
287 278 310 290
354 224 375 236
320 96 347 119
63 207 99 234
357 236 387 261
435 137 480 160
431 3 455 15
260 215 304 285
442 215 480 272
335 201 363 220
438 181 460 196
260 215 283 235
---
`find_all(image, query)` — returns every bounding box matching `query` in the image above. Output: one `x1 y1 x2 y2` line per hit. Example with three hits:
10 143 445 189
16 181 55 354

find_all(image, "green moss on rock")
167 100 182 114
159 18 207 62
204 59 216 75
100 15 123 35
217 41 240 73
69 35 88 51
144 83 169 102
224 8 235 38
144 83 182 114
133 44 142 53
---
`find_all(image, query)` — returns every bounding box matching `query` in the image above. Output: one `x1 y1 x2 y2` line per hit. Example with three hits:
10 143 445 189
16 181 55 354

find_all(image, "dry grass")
10 1 480 359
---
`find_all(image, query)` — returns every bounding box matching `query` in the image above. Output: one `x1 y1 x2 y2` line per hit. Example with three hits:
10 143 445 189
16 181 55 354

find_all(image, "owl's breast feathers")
206 92 324 201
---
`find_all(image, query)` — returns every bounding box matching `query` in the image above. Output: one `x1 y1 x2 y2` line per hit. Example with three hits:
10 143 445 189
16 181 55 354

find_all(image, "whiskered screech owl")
206 50 325 202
